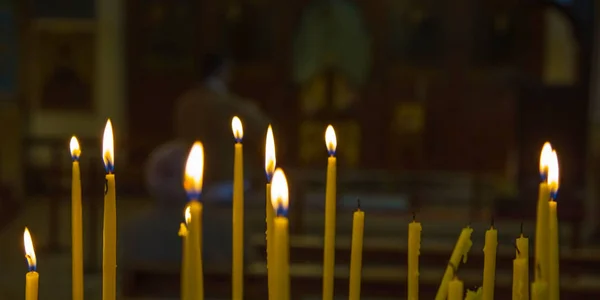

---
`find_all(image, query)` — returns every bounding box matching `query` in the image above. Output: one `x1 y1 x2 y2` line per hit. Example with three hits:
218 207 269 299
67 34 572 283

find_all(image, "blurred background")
0 0 599 299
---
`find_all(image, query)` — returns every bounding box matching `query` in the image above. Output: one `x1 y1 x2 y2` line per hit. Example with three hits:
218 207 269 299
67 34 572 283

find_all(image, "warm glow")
539 142 553 177
102 119 114 172
185 206 191 224
325 125 337 155
184 142 204 198
265 125 276 180
232 116 244 142
23 227 36 271
70 136 81 160
547 150 560 196
270 168 289 215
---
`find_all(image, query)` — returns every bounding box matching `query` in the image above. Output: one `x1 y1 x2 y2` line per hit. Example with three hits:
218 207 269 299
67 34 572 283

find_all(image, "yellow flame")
539 142 553 176
325 125 337 154
184 142 204 196
547 150 559 194
70 136 81 159
270 168 289 212
23 227 36 269
265 125 276 178
185 206 191 224
231 116 244 141
102 119 114 170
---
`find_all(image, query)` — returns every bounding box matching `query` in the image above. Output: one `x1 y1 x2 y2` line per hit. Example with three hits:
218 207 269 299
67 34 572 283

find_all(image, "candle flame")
23 227 36 271
102 119 114 173
547 150 559 197
270 168 289 217
539 142 553 179
232 116 244 142
184 142 204 199
70 136 81 160
184 206 191 224
325 125 337 156
265 125 276 181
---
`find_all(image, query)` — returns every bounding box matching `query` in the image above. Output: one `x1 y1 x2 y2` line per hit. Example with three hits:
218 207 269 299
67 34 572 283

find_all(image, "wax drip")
515 242 521 256
448 261 458 278
104 178 108 195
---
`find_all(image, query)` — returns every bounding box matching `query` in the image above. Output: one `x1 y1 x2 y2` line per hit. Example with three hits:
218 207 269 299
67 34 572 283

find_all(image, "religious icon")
34 32 94 111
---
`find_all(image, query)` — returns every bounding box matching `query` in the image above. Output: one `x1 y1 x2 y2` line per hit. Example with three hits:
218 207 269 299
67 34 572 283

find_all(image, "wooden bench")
250 235 600 276
121 260 600 299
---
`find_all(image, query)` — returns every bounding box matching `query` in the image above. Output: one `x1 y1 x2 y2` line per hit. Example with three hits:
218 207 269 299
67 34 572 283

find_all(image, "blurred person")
174 53 270 201
119 141 260 284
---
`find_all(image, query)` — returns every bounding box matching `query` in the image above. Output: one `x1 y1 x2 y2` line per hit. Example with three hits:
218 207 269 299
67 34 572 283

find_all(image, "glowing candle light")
24 227 39 300
184 142 205 300
102 119 117 300
535 142 552 281
323 125 337 300
265 124 276 299
547 150 560 300
231 116 244 299
179 206 192 300
271 168 290 300
70 136 84 300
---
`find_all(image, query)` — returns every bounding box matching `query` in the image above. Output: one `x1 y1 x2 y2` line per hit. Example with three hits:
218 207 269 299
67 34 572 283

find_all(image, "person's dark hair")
199 53 227 80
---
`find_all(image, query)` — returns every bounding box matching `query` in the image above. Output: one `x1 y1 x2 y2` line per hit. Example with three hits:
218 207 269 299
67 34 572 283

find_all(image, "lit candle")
408 213 422 300
482 220 498 300
24 227 39 300
512 225 529 300
323 125 337 300
231 116 244 299
179 207 191 300
271 168 290 300
348 200 365 300
547 151 560 300
70 136 84 300
183 142 205 300
535 142 552 281
448 274 464 300
265 124 276 299
102 120 117 300
434 226 473 300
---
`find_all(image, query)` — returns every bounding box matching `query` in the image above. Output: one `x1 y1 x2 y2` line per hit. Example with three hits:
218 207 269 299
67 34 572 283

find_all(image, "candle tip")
520 222 524 234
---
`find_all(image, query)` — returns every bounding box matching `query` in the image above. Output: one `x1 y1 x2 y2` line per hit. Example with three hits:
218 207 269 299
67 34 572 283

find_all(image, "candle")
70 136 84 300
231 116 244 299
465 287 483 300
271 168 290 300
265 125 276 299
482 221 498 300
448 276 464 300
24 228 39 300
179 207 191 300
102 120 117 300
348 200 365 300
513 226 529 300
184 142 205 300
547 151 560 300
408 213 422 300
535 142 552 281
323 125 337 300
434 226 473 300
531 280 548 300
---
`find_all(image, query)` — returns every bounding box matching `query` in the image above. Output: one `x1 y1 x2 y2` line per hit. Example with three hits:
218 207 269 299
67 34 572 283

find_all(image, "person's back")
174 54 269 188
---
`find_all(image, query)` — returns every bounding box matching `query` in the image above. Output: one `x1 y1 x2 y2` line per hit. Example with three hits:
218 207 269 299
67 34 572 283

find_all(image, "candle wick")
412 211 416 221
491 217 494 228
357 198 361 210
520 222 524 235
